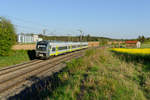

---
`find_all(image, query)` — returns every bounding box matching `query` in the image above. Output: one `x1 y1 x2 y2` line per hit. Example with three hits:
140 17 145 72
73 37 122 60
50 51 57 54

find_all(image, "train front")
36 41 50 59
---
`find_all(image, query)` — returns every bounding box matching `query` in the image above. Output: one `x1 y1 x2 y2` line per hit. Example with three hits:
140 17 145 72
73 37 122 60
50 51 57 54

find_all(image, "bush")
0 17 16 56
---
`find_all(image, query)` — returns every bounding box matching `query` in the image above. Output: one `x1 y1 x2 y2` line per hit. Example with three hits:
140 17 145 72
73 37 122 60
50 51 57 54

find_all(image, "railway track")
0 49 85 99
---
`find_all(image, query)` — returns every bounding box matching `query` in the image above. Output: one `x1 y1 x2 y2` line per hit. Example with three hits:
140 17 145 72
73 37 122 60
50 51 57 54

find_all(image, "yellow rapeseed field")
112 48 150 54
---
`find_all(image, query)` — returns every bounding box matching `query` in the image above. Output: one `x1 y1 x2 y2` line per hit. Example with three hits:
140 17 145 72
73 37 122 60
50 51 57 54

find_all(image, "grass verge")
111 51 150 99
0 50 30 68
47 48 147 100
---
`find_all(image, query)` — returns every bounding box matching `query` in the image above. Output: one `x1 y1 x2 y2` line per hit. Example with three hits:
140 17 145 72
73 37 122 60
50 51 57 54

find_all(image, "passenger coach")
36 41 88 59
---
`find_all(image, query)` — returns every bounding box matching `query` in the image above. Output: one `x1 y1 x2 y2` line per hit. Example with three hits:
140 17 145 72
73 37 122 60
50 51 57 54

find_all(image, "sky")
0 0 150 39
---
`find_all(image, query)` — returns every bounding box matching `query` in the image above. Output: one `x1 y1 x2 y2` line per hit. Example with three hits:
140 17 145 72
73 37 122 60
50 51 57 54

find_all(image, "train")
35 40 88 59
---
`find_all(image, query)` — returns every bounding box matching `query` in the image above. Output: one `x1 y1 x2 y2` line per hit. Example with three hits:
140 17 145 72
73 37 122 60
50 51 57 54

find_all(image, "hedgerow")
0 17 16 56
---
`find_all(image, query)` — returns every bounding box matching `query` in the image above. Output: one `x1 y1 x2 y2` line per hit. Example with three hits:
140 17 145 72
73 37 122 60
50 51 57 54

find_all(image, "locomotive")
36 40 88 59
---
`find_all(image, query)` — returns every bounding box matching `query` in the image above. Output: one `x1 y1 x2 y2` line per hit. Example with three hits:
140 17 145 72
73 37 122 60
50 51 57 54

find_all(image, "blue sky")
0 0 150 39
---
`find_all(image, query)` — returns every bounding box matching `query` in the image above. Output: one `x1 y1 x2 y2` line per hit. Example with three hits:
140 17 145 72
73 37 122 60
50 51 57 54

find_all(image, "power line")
0 15 81 36
17 29 40 34
0 15 53 34
14 24 43 30
4 15 50 28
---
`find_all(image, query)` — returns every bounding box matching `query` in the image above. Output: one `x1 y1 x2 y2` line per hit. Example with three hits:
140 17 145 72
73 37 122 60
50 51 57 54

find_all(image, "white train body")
36 41 88 59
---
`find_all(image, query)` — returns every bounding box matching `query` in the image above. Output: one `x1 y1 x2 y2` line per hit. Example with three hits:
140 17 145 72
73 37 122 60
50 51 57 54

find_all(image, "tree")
99 39 108 46
138 35 145 43
0 17 16 56
86 34 91 41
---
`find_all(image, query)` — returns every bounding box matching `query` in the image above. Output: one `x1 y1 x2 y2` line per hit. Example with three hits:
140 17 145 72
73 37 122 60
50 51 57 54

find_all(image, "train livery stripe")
49 46 88 56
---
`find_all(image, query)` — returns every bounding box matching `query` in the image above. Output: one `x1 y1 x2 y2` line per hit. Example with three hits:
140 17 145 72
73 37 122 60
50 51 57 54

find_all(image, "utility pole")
0 17 2 22
43 29 46 35
67 33 71 42
78 29 84 42
48 30 57 41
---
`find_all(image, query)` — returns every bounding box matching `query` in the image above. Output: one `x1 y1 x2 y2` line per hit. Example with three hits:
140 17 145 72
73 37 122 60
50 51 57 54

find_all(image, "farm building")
17 34 43 43
88 42 99 47
125 41 141 48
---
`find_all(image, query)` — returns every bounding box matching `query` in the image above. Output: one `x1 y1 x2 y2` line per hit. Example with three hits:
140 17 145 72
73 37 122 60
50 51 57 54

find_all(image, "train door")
56 46 58 55
70 44 72 52
47 43 51 56
51 46 57 56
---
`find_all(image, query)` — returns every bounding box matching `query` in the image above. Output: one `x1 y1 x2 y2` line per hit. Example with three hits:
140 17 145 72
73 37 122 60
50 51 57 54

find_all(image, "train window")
36 44 47 51
52 47 56 51
58 46 67 50
72 45 76 48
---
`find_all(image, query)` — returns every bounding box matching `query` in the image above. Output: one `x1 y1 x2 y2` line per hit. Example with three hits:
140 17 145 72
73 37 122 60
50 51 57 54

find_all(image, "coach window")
72 45 76 48
52 47 56 51
63 46 67 49
58 46 67 50
58 47 61 50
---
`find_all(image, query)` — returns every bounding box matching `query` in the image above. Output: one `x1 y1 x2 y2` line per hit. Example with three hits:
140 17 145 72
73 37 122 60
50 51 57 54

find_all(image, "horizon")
0 0 150 39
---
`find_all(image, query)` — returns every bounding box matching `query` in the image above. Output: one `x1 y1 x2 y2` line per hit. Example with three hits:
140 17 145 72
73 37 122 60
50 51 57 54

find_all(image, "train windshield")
36 43 47 51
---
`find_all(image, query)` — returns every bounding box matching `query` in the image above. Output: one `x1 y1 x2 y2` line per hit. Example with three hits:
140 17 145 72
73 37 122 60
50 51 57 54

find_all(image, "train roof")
49 42 88 46
37 41 88 47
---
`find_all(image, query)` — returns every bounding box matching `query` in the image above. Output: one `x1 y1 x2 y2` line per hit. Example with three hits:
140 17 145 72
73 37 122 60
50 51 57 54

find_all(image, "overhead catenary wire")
0 15 85 36
4 15 50 28
0 15 51 34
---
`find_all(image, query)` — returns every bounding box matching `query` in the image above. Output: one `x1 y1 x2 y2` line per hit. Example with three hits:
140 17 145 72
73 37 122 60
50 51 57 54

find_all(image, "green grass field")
141 44 150 48
139 40 150 48
0 50 30 68
45 48 150 100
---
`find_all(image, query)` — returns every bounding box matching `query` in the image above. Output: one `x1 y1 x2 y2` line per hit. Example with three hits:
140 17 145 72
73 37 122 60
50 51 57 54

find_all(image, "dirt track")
12 44 36 50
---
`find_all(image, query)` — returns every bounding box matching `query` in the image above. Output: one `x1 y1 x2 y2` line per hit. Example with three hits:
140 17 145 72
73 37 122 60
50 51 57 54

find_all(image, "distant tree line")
138 35 145 43
39 34 112 42
137 35 150 43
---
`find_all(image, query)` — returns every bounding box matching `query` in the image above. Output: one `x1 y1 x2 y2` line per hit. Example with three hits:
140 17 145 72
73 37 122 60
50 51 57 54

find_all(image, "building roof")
125 41 137 44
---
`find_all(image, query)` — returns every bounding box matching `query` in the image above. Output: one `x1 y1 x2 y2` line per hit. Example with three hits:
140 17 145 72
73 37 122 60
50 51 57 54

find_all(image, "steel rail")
0 60 43 76
0 49 84 76
0 59 39 71
0 50 83 84
0 51 84 94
